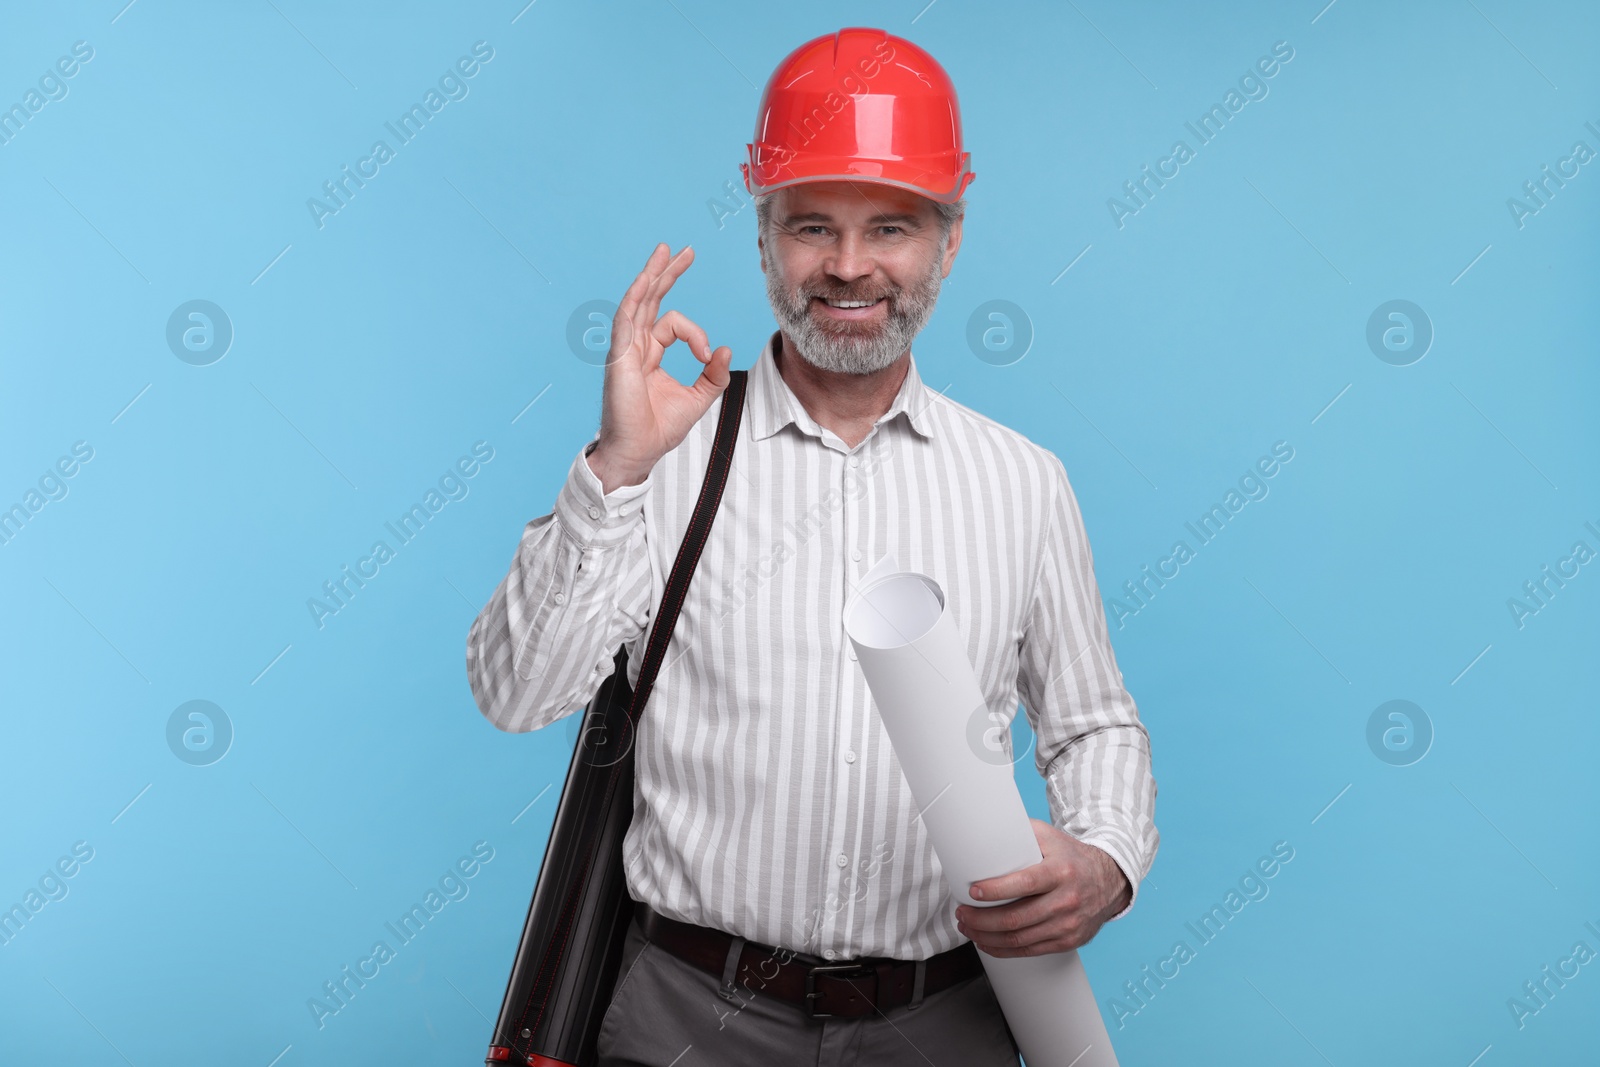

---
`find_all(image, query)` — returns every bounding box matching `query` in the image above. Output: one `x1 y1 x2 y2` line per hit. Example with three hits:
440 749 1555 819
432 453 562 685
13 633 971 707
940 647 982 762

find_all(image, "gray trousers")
596 909 1022 1066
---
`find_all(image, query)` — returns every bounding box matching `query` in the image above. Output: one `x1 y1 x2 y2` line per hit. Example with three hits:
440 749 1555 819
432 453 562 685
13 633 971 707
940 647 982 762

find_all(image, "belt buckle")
804 962 874 1018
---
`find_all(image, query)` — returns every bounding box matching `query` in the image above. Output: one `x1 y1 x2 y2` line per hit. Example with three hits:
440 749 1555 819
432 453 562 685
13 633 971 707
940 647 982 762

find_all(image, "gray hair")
755 191 965 246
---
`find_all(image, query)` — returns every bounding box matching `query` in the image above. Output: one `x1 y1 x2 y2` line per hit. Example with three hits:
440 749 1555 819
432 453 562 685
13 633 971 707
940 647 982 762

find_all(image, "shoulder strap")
624 369 746 722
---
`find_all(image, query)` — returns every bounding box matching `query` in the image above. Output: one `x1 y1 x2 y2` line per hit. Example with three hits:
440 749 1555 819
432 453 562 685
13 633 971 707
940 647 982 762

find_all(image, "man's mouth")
812 295 887 320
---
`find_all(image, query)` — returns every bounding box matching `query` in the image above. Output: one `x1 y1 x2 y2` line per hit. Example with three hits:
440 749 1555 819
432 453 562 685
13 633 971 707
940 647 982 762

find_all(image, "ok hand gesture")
589 244 732 492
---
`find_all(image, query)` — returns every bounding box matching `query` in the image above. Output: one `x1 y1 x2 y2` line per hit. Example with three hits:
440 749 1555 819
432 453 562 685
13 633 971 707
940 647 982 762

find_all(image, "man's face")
758 181 962 375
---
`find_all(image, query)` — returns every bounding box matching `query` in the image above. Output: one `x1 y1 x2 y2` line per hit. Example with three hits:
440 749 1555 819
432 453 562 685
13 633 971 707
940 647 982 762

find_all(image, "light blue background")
2 1 1596 1064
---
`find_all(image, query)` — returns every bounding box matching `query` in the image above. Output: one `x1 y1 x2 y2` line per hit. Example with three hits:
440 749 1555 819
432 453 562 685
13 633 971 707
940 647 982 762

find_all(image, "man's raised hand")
588 244 733 494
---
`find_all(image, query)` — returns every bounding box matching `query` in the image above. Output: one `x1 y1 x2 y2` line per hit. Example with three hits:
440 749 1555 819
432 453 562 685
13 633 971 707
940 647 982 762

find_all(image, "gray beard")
763 243 946 376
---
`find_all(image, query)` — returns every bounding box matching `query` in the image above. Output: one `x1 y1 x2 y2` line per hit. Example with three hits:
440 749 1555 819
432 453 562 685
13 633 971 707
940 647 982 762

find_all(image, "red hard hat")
741 27 975 204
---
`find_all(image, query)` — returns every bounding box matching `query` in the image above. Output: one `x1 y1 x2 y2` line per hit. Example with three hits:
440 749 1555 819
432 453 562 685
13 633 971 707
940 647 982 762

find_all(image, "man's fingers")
660 244 695 287
619 243 677 337
972 930 1086 958
616 243 667 328
642 245 694 325
971 863 1048 903
630 244 676 354
606 296 644 371
608 244 708 383
651 310 712 362
957 896 1052 934
645 310 721 379
649 247 695 313
625 245 682 367
960 908 1092 954
689 344 733 398
612 244 672 371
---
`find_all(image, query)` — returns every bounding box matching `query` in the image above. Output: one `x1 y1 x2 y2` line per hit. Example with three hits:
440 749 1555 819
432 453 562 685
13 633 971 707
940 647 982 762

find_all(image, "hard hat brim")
741 156 975 205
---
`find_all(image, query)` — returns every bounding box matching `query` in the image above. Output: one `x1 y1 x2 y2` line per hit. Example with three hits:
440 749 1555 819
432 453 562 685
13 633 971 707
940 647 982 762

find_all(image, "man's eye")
801 226 829 236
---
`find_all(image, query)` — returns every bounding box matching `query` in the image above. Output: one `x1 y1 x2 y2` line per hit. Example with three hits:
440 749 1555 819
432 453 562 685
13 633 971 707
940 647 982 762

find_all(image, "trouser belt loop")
908 958 927 1010
718 934 748 1001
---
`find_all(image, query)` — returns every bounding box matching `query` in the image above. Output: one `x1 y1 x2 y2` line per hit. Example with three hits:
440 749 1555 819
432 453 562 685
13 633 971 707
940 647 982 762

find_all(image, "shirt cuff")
553 442 653 548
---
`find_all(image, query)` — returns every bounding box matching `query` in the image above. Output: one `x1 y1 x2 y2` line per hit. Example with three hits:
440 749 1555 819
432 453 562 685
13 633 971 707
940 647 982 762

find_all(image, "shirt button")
847 646 857 661
586 505 600 519
851 549 862 562
849 456 860 468
836 853 848 868
595 663 606 672
844 751 856 764
553 592 566 605
824 949 837 960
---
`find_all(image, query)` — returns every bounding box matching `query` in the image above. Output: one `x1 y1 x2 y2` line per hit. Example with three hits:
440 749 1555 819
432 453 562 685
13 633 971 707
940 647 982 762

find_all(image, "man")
466 27 1156 1066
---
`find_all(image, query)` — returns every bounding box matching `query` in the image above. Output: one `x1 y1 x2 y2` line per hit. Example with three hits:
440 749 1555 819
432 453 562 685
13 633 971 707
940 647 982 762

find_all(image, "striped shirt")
466 330 1158 962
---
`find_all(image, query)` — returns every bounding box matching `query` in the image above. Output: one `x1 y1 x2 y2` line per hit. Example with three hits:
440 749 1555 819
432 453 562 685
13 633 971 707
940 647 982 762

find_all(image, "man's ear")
757 230 766 273
941 215 964 278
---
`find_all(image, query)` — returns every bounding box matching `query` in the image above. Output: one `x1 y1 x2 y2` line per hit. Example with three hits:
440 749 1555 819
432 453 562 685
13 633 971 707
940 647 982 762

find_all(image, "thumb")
692 344 733 401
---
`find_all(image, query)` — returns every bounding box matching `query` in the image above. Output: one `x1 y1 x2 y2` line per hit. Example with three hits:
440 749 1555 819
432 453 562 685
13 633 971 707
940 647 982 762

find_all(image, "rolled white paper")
844 556 1119 1067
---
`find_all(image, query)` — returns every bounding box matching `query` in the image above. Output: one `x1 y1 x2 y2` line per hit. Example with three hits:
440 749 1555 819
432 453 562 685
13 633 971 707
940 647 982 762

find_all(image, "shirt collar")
746 330 938 444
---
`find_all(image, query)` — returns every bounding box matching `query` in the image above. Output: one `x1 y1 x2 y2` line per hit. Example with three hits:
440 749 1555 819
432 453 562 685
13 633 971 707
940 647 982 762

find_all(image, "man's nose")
823 231 875 285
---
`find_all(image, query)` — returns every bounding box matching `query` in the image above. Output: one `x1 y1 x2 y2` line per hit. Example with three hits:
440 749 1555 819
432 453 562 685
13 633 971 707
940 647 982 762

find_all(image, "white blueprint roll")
843 556 1119 1067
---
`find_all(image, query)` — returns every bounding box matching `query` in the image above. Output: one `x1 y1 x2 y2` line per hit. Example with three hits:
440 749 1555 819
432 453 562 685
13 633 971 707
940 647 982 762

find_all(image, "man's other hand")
954 818 1132 957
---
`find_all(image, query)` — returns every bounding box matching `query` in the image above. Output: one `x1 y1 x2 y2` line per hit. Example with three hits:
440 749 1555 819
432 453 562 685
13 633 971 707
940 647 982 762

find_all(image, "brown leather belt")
634 900 983 1019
